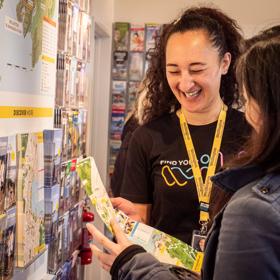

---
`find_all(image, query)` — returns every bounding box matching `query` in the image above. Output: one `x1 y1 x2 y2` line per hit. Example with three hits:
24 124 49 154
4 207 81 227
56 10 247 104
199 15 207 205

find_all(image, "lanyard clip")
199 221 208 235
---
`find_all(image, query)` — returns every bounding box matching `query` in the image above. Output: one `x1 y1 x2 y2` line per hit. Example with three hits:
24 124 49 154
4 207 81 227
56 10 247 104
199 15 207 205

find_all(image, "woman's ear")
221 52 231 75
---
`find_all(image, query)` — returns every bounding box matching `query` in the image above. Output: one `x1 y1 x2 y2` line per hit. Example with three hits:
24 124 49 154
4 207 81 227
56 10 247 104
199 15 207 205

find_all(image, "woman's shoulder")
227 173 280 218
146 112 177 126
134 113 178 134
251 173 280 208
129 113 179 148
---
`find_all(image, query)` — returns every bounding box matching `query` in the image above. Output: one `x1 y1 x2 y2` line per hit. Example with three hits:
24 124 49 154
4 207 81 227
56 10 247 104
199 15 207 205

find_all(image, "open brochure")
76 157 203 273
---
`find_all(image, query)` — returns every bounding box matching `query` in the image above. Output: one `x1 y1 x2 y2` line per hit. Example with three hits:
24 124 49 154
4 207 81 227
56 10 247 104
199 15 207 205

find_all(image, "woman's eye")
190 69 203 73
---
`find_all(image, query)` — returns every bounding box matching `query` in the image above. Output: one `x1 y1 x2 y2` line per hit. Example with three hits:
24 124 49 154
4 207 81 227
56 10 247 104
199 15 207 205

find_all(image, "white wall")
92 0 115 34
86 2 114 280
114 0 280 37
88 0 114 185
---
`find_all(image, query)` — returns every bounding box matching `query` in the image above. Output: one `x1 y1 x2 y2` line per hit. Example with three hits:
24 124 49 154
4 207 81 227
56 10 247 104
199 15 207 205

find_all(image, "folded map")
76 156 203 273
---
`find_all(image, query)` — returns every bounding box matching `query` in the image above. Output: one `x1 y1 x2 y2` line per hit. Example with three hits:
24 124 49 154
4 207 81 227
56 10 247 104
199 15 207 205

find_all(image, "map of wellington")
14 0 55 67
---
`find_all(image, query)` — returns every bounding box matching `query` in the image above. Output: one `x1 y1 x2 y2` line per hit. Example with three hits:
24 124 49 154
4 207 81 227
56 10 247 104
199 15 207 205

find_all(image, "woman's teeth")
184 90 200 98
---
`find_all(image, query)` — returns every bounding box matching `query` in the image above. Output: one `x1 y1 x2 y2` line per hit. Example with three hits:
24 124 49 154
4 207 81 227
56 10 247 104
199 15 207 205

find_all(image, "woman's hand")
86 219 132 272
111 197 142 222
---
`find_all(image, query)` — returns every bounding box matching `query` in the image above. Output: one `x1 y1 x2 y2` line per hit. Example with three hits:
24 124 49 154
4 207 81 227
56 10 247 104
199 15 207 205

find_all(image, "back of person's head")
245 25 280 49
143 5 244 123
125 79 150 125
236 33 280 172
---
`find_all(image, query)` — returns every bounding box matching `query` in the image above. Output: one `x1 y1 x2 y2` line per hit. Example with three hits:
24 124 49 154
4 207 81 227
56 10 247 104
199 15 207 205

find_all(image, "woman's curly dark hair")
142 6 244 124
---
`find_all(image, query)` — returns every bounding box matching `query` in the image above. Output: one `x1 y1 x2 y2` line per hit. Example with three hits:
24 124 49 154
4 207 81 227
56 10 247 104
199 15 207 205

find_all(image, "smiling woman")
118 6 250 246
165 29 231 124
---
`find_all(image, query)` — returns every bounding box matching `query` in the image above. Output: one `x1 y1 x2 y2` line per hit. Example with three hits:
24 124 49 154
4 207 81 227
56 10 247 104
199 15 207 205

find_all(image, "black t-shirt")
120 109 250 244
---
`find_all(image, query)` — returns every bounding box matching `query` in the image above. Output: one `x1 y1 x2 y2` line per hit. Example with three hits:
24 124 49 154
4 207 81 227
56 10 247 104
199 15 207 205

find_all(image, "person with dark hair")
87 27 280 280
118 6 249 244
245 24 280 48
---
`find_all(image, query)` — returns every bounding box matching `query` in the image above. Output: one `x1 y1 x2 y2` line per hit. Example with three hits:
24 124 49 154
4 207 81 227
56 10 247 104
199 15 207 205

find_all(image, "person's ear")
221 52 231 75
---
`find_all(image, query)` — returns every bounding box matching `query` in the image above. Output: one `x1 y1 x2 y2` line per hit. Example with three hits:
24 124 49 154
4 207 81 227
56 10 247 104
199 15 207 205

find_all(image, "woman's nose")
178 73 195 92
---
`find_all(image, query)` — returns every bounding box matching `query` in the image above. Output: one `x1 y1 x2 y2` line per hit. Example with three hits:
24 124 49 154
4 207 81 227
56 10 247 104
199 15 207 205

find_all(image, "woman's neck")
180 99 224 125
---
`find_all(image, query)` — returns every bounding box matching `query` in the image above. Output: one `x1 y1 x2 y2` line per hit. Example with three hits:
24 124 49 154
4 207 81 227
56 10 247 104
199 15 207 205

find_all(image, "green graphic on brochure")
77 157 204 273
15 0 56 67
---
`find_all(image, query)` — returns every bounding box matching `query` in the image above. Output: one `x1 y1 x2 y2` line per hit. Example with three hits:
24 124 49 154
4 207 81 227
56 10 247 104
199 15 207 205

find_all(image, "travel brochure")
0 206 16 280
56 0 91 109
77 157 204 273
54 108 88 162
16 132 46 268
130 24 145 52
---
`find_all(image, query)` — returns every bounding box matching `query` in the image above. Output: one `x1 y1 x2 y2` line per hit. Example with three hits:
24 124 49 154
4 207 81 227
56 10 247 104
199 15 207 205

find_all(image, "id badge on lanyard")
191 230 207 252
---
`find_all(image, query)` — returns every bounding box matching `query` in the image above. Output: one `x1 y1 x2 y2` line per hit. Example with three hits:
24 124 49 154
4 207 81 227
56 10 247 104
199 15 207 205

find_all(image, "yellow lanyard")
179 104 227 226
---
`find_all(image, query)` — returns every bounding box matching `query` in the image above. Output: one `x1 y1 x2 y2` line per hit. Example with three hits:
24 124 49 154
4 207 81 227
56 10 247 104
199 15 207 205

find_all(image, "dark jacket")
111 165 280 280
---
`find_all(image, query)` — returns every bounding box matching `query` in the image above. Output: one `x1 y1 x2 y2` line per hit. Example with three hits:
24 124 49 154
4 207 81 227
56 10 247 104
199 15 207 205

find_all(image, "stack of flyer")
109 22 161 174
16 132 46 267
0 206 16 279
77 157 204 273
